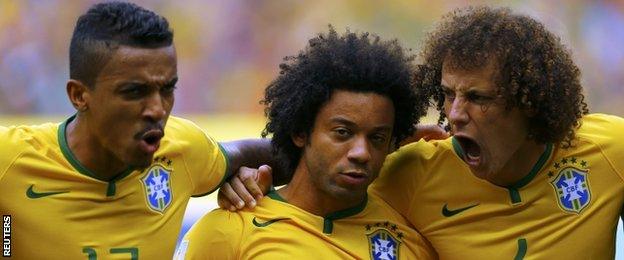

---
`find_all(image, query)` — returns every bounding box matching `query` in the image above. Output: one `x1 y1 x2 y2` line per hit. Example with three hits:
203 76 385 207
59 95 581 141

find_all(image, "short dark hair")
69 1 173 87
262 26 427 173
417 6 588 146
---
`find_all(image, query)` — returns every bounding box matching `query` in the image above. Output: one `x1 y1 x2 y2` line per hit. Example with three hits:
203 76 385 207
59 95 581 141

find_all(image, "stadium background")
0 0 622 257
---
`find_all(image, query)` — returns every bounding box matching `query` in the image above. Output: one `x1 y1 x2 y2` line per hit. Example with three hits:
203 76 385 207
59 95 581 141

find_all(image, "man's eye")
122 87 144 97
162 85 177 94
443 90 455 101
466 93 494 103
371 134 387 144
335 129 349 136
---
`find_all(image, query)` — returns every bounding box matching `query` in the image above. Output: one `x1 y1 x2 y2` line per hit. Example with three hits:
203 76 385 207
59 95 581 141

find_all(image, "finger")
217 186 237 212
232 174 256 209
219 182 245 210
256 165 273 199
238 167 264 202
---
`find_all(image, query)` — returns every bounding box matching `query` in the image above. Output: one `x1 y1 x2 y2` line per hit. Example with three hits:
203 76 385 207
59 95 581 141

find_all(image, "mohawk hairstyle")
69 1 173 87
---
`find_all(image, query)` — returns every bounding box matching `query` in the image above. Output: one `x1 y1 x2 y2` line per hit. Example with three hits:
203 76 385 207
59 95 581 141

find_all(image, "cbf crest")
368 229 400 260
142 164 173 213
550 165 591 213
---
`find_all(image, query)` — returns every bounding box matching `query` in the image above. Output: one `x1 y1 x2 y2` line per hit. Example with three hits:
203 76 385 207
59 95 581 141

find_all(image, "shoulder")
384 138 455 172
574 113 624 148
180 208 248 259
184 209 248 249
0 123 58 159
164 116 206 138
0 123 58 179
191 208 247 236
162 116 220 153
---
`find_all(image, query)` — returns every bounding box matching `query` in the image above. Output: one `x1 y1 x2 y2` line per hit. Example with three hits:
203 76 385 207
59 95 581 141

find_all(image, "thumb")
256 165 273 198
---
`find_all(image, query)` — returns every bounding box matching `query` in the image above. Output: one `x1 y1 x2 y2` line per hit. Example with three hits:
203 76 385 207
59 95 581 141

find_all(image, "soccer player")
0 2 272 259
370 6 624 259
176 27 436 259
221 5 624 259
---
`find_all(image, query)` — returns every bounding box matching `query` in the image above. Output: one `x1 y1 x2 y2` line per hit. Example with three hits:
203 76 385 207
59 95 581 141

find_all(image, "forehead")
441 58 499 92
315 90 394 126
96 45 177 83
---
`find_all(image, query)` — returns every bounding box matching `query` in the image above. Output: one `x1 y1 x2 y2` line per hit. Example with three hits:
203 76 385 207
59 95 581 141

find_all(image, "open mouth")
139 129 164 154
455 135 481 166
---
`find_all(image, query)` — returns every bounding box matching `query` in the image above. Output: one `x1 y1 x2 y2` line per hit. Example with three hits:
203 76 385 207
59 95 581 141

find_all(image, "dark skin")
218 123 443 210
66 45 178 179
278 90 395 215
66 44 276 196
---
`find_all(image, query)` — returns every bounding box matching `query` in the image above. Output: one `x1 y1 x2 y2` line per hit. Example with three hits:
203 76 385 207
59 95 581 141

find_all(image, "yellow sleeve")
176 209 245 260
369 139 433 218
169 117 229 196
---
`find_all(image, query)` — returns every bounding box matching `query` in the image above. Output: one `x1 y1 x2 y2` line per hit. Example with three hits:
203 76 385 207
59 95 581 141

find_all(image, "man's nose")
347 136 371 164
143 92 167 122
447 97 469 128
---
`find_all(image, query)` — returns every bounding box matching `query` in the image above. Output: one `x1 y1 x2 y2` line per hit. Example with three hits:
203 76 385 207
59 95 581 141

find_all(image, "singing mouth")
454 135 481 166
138 128 164 154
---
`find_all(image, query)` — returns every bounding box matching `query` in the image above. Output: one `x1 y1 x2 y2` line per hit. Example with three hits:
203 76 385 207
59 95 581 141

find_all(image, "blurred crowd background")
0 0 622 116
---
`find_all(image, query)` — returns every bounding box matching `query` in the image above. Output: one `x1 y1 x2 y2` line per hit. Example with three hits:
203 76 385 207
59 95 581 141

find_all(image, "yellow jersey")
0 115 228 259
370 113 624 259
177 191 437 260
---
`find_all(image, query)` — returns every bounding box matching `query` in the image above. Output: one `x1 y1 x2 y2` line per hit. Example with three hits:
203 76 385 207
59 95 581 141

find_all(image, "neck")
66 115 127 181
494 141 548 187
277 162 365 216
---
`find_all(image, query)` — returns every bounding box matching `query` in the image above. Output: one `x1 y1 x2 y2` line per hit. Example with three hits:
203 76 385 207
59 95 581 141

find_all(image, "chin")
332 186 367 202
128 156 154 170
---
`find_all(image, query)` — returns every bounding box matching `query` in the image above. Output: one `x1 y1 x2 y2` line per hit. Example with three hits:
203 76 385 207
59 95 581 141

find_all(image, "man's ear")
66 79 90 112
291 132 307 148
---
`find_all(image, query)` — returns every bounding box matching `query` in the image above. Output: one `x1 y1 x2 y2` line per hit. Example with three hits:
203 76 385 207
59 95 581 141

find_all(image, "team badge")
368 229 400 260
550 166 591 213
142 164 173 213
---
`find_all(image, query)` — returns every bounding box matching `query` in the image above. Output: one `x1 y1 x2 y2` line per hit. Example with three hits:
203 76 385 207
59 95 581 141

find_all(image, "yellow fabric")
177 192 437 260
0 116 227 259
371 113 624 259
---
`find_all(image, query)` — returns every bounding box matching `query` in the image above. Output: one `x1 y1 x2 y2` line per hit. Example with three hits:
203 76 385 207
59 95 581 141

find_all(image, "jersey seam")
0 149 26 182
580 136 624 184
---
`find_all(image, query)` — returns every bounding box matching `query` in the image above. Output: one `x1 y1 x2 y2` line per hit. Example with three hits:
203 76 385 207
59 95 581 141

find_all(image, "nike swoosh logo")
26 184 69 199
252 217 288 227
442 203 479 217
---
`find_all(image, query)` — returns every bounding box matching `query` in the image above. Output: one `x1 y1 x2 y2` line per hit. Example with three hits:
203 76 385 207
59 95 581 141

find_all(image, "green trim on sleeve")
191 142 231 198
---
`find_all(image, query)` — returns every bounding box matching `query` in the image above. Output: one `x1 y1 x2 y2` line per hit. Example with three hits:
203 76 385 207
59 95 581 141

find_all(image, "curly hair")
417 6 588 146
262 26 427 173
69 1 173 87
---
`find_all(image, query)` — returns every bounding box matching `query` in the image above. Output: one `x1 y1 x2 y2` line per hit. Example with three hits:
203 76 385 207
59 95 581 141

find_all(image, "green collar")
268 189 367 234
58 115 134 196
507 143 553 189
451 137 553 188
452 137 553 204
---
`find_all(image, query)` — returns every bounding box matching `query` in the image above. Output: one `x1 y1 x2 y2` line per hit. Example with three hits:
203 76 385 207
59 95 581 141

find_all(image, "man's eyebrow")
331 117 392 132
329 117 356 126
